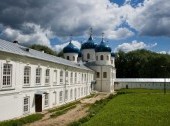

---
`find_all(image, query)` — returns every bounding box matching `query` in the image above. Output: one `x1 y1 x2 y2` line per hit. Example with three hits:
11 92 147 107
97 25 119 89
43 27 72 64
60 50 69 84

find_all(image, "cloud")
0 23 53 47
127 0 170 36
54 40 81 52
0 0 135 42
0 0 169 48
159 51 170 55
115 40 157 52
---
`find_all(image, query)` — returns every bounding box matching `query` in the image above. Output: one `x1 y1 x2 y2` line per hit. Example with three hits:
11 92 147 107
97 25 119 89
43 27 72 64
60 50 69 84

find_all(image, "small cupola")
81 28 97 50
63 36 79 63
95 34 111 53
63 41 79 54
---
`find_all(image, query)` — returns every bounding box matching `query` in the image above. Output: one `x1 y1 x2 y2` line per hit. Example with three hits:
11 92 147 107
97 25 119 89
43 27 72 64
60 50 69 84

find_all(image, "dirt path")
26 93 109 126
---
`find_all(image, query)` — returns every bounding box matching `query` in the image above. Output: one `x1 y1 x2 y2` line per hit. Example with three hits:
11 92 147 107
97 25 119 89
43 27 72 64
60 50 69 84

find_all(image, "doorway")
35 94 42 112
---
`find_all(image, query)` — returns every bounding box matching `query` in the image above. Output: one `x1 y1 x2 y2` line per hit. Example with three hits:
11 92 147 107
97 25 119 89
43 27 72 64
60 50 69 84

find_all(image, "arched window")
73 56 75 61
96 56 98 60
107 55 109 60
67 56 69 60
87 53 90 59
100 55 104 60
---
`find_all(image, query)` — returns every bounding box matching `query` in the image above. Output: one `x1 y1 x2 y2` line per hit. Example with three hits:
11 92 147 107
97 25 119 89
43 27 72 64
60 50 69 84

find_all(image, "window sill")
0 87 15 91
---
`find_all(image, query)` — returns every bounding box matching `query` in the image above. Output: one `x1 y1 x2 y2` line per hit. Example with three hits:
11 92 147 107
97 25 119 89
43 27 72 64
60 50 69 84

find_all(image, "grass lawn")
83 89 170 126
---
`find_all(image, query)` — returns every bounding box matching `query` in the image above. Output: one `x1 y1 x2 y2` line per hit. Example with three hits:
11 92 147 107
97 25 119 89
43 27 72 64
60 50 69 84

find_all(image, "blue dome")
95 39 111 52
81 36 97 50
63 42 79 53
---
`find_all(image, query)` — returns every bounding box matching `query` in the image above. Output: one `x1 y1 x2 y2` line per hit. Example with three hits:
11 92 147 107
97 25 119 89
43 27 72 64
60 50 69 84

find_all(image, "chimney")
13 40 18 44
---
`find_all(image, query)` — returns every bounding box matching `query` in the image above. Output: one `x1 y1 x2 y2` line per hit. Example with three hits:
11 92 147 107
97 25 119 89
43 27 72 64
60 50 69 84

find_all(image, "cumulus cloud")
159 51 170 55
54 40 81 52
0 0 169 48
127 0 170 36
115 40 157 52
0 0 134 42
0 23 53 47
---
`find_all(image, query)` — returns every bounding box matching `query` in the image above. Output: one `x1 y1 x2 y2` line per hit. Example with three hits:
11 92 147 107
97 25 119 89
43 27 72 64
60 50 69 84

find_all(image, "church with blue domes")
63 32 116 92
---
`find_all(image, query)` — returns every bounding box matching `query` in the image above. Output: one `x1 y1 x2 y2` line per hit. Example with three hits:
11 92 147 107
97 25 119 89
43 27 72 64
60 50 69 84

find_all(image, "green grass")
0 113 43 126
69 94 116 126
82 89 170 126
117 88 170 94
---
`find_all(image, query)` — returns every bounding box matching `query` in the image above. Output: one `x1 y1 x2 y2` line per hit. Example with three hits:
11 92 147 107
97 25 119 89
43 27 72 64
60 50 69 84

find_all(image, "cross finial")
102 32 104 40
90 27 93 36
69 34 72 43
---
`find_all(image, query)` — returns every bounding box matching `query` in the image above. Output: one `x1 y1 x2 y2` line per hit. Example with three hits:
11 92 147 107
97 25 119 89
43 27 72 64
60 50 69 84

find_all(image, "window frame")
96 72 100 78
53 70 58 85
60 70 64 84
44 93 49 107
65 90 68 101
87 53 90 59
23 96 30 114
35 67 41 85
2 63 12 88
24 66 31 86
45 69 50 85
59 91 63 103
100 55 104 60
103 72 107 78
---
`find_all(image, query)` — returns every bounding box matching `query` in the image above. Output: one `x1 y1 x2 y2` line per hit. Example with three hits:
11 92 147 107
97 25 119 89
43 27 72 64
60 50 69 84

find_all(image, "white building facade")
0 39 94 121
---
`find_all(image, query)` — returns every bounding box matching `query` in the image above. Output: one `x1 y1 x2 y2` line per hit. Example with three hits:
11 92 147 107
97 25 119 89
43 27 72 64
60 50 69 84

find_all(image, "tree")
115 49 170 78
30 44 58 56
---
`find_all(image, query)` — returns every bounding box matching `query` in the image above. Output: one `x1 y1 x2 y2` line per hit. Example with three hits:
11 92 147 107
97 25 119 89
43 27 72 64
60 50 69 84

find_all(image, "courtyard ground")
25 92 110 126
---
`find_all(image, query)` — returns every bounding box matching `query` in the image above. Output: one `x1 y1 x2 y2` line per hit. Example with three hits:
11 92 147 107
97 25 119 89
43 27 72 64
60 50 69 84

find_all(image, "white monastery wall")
0 52 94 121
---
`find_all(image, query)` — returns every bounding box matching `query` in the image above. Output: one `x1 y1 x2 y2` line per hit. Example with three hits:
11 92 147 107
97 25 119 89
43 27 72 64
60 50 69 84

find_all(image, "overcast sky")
0 0 169 53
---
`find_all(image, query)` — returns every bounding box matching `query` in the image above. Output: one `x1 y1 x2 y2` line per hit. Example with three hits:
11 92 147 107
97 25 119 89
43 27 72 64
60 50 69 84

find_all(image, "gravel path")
25 93 109 126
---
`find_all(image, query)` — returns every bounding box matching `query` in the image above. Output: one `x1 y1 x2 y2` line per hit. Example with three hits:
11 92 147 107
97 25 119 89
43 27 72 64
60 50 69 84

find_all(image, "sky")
0 0 170 53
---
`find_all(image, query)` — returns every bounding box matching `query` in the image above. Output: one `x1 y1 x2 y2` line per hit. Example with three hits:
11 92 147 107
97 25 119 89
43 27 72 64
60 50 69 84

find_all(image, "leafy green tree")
115 49 170 78
30 44 58 56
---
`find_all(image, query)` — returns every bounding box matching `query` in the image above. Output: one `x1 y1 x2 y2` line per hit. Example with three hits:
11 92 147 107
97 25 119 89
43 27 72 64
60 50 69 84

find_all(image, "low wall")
115 78 170 90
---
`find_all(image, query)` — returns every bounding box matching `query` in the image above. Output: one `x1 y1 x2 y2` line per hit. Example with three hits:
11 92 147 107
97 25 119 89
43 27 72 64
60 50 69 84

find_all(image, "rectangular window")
3 64 12 87
36 68 41 84
65 71 68 84
24 66 31 85
65 90 68 101
45 69 50 84
53 70 57 84
60 70 63 84
70 72 73 84
59 91 63 103
96 72 100 78
103 72 107 78
44 94 49 107
81 87 83 96
23 97 30 114
70 89 73 100
75 73 77 84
